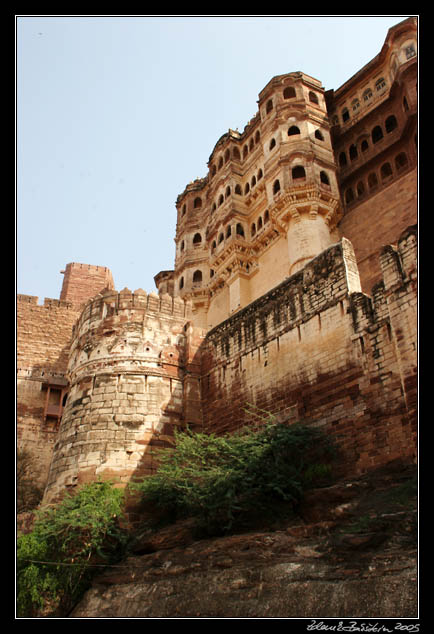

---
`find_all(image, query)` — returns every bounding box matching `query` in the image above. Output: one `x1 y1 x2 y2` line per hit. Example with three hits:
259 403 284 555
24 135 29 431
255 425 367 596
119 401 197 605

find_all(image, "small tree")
130 419 335 535
17 480 128 617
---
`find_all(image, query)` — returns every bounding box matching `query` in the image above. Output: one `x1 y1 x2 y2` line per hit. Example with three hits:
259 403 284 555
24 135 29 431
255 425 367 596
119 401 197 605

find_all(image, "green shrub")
17 480 128 617
130 420 335 535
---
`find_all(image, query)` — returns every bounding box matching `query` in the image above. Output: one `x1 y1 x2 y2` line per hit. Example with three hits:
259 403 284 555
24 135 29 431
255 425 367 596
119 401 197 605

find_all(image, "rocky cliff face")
71 463 417 619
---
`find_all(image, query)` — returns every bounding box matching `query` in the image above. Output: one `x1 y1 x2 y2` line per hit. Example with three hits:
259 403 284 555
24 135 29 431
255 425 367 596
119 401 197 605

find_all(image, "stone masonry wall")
43 289 205 503
338 168 417 293
59 262 115 307
200 229 417 477
16 295 82 486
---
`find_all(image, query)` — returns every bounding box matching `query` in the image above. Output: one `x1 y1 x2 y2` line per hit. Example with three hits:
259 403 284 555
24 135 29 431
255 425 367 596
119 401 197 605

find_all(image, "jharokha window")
42 378 68 424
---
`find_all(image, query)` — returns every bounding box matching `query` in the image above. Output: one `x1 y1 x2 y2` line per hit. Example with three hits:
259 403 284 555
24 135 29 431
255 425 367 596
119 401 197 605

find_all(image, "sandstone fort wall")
200 227 417 476
17 295 81 485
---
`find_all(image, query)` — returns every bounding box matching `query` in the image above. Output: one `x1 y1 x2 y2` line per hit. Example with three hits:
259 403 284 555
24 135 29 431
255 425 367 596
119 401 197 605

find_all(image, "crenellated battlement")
72 288 193 339
17 294 74 309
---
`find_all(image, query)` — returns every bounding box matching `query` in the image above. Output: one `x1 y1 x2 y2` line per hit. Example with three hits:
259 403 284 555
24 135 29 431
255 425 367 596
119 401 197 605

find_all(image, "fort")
17 18 417 505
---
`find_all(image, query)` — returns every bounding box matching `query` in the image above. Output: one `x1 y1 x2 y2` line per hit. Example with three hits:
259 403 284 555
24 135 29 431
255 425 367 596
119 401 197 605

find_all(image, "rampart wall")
200 226 417 477
16 295 82 485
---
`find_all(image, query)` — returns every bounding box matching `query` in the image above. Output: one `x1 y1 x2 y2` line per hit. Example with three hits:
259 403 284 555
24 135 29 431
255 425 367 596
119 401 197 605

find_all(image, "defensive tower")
43 288 205 503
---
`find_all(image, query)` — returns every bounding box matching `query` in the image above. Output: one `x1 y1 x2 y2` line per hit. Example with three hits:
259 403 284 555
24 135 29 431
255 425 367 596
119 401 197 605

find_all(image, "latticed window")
405 44 416 59
352 98 360 112
375 77 386 92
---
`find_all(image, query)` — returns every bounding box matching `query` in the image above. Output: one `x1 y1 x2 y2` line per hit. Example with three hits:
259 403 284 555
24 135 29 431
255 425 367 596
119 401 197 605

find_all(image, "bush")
17 480 128 617
130 420 335 535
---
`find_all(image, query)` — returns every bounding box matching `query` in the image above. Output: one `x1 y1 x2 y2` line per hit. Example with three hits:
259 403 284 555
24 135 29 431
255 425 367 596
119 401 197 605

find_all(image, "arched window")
193 233 202 244
210 269 214 278
342 107 350 123
226 225 232 238
266 99 273 114
349 144 358 161
251 175 256 188
218 157 223 170
283 86 296 99
233 147 241 161
179 277 184 290
193 270 202 285
236 223 245 237
357 181 365 198
320 171 330 186
264 210 270 223
234 184 242 195
193 197 202 209
368 173 378 190
258 216 263 230
257 168 263 180
273 179 281 194
352 98 360 112
292 165 306 180
395 152 408 171
269 138 276 150
363 87 373 102
218 233 224 244
314 129 324 141
218 194 224 206
361 139 369 153
251 223 256 237
243 145 248 159
288 125 300 136
405 43 416 59
212 202 216 213
244 183 250 195
339 152 347 167
385 115 398 133
255 131 260 143
225 186 231 198
345 188 354 204
372 125 383 144
380 162 393 181
249 138 254 151
375 77 386 92
309 91 319 105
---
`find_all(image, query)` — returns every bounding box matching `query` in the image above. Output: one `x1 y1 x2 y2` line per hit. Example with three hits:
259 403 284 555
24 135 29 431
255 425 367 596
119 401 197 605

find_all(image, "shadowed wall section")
200 229 417 476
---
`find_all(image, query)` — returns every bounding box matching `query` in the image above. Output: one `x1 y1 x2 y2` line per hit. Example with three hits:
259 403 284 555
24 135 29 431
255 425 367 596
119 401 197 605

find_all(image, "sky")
16 14 413 303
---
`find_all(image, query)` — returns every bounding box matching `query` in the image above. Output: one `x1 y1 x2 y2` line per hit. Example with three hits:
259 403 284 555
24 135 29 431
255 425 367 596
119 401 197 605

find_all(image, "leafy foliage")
130 420 335 535
17 480 128 617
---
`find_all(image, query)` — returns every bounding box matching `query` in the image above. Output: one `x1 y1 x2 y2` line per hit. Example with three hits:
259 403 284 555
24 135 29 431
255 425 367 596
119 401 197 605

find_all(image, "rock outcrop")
71 464 417 619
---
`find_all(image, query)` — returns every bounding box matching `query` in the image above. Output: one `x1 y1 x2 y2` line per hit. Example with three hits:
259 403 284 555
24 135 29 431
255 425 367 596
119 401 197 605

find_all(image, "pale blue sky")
16 15 413 302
